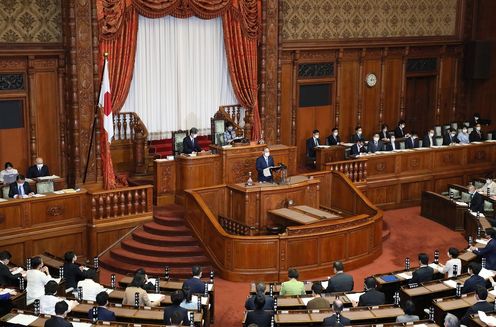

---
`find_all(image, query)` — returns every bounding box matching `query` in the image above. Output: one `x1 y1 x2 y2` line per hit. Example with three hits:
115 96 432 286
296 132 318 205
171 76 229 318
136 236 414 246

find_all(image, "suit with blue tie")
8 182 33 198
256 155 275 183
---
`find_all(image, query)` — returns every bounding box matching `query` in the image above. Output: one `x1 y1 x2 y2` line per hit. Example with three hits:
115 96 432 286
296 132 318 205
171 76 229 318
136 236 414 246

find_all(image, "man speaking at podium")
256 147 275 183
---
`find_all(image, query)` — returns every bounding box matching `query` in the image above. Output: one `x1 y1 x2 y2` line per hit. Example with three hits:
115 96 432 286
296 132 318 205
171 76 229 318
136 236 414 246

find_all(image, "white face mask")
429 133 434 137
463 129 467 133
391 138 395 142
373 137 379 142
191 134 197 139
314 134 319 139
36 163 43 169
401 124 405 129
476 127 481 131
357 131 362 135
333 132 338 136
264 152 270 157
227 126 233 131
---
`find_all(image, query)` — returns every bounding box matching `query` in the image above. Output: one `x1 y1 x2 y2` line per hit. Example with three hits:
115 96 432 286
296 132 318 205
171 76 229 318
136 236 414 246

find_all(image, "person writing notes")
8 174 34 198
182 127 203 154
256 147 275 183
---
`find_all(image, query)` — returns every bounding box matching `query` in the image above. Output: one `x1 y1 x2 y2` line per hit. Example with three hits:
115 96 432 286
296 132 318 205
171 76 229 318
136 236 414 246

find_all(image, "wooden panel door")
405 76 437 136
0 98 29 173
296 106 333 167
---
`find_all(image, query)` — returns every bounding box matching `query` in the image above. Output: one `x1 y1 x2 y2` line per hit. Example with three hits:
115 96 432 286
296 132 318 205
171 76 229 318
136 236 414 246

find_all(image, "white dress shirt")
440 258 462 277
26 269 55 304
0 168 18 182
39 294 63 315
77 278 105 301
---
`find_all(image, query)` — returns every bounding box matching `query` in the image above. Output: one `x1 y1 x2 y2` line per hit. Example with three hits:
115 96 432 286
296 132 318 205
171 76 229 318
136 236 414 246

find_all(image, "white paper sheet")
455 201 468 207
443 280 458 288
478 311 496 325
71 322 93 327
321 281 328 289
11 267 23 275
31 194 46 197
208 283 213 291
479 268 496 279
7 314 39 326
106 289 113 294
0 288 14 295
147 293 163 302
147 278 156 285
263 167 273 177
191 295 208 305
396 272 413 280
0 198 6 202
470 211 486 217
476 238 489 245
429 263 442 270
345 292 364 303
300 297 316 306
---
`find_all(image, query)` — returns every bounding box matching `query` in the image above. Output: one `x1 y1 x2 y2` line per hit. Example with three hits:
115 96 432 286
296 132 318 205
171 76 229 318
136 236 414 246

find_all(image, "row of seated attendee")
0 157 50 183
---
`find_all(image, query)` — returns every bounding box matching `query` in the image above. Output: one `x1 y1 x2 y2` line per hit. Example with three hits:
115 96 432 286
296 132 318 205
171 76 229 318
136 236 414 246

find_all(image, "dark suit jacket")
87 306 116 321
386 141 399 151
326 273 354 293
27 164 50 178
245 309 273 327
405 137 419 149
410 266 434 284
358 289 386 307
327 135 341 146
323 313 351 326
469 192 484 213
350 144 365 156
183 277 205 294
245 295 274 310
351 134 365 144
461 301 493 325
63 263 90 290
474 239 496 270
422 135 434 147
163 304 190 325
0 263 21 287
306 137 320 158
8 182 33 198
462 274 486 294
182 136 202 154
443 133 459 145
379 131 389 140
256 155 275 183
44 316 73 327
394 127 405 138
469 130 484 142
367 141 384 153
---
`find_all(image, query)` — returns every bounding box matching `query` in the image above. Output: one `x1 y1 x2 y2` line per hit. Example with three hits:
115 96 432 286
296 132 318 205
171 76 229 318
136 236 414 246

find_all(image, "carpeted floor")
101 206 468 326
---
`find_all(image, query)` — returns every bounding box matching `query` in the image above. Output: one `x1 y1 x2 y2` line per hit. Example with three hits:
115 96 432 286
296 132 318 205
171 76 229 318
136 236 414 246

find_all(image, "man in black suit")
306 129 320 162
410 253 434 285
469 123 485 142
245 294 273 327
470 228 496 270
386 135 399 151
27 157 50 178
368 133 384 153
422 129 435 147
326 261 354 293
8 174 34 198
256 147 275 183
394 120 406 138
358 277 385 307
44 301 73 327
461 286 493 325
245 282 274 310
88 291 116 321
405 133 419 149
323 299 351 326
468 184 484 213
183 266 205 294
327 128 341 146
351 126 365 143
350 140 365 157
443 128 459 145
462 262 486 294
163 291 190 325
379 124 390 141
182 128 203 154
63 251 91 290
0 251 23 287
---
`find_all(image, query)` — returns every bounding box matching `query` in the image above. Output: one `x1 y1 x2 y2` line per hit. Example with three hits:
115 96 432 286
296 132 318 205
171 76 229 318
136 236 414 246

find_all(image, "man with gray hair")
245 282 274 310
323 299 351 326
444 313 460 327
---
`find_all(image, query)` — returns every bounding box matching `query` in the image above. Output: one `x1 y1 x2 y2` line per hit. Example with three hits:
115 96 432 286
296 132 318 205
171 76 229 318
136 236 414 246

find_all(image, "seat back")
450 122 458 130
172 130 188 155
2 185 9 199
474 180 485 189
448 188 461 199
435 137 443 146
418 139 423 147
484 200 494 213
434 126 442 137
461 192 471 203
399 141 406 149
487 132 493 140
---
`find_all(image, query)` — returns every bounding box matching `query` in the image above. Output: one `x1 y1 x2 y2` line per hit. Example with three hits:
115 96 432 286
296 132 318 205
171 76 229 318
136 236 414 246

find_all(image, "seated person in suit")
44 301 72 327
470 228 496 270
422 129 435 147
40 281 77 316
183 265 205 294
461 262 485 294
358 277 385 307
467 184 484 213
182 127 203 154
326 261 354 293
122 274 162 307
351 126 365 144
368 133 384 153
307 282 330 309
386 135 399 151
350 140 365 157
27 157 50 178
245 282 274 310
245 294 273 327
306 129 321 162
327 128 341 146
477 177 496 196
323 299 351 326
223 123 237 144
405 132 420 149
8 174 34 198
438 247 462 277
409 253 434 285
77 269 105 301
457 126 470 144
255 147 275 183
469 123 485 142
87 291 116 322
443 128 459 145
0 250 24 287
63 251 90 291
394 120 406 138
0 162 18 183
163 290 190 325
379 124 390 142
396 300 419 323
280 268 305 296
461 286 493 325
444 313 459 327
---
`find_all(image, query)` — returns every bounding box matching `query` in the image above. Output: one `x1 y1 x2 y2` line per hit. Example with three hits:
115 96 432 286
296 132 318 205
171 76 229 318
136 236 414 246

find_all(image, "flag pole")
82 52 108 184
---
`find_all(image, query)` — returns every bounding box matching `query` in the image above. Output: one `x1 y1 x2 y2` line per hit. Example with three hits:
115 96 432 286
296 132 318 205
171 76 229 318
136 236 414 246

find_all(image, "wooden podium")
315 146 346 170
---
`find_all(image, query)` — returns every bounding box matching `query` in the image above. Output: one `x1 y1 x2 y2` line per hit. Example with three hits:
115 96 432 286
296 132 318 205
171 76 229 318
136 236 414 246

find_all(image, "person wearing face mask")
477 177 496 196
350 140 365 157
27 157 50 178
386 135 399 151
8 174 34 198
469 123 485 142
405 132 419 149
351 126 366 143
457 127 470 144
306 129 320 163
223 123 237 144
0 162 18 183
256 147 275 183
394 120 406 138
368 133 383 153
442 128 459 145
182 127 203 154
327 128 341 146
422 129 435 147
379 124 389 141
467 184 484 213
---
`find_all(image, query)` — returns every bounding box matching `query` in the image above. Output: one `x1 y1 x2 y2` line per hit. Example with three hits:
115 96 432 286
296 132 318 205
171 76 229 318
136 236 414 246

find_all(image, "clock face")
366 73 377 87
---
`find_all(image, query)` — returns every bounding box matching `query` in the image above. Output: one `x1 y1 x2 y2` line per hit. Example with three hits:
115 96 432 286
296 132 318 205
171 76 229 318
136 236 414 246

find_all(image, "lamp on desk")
284 199 294 208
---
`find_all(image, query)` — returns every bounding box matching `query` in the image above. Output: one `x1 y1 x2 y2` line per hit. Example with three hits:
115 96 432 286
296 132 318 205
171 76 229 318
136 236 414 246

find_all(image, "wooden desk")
433 292 495 325
269 208 321 225
470 312 496 327
315 146 345 170
421 191 467 231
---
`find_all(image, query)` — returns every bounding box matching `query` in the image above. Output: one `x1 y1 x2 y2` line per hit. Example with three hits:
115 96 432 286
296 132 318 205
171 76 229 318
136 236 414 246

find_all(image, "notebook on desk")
380 275 399 282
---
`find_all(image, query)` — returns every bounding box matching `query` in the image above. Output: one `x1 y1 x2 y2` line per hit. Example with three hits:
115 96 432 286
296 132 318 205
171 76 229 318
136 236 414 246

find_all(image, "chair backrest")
487 132 493 140
463 121 470 127
450 122 458 130
172 130 188 155
434 126 442 136
435 137 443 146
443 124 451 133
36 180 54 194
448 188 461 199
211 118 226 146
474 180 485 189
461 192 471 203
484 200 494 212
399 141 405 150
468 127 474 134
418 139 423 147
2 185 9 199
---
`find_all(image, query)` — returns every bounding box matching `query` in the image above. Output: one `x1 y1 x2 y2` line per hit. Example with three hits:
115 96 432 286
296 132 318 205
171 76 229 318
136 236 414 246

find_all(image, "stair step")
153 215 185 227
121 239 204 256
132 230 198 246
143 222 191 235
109 247 210 267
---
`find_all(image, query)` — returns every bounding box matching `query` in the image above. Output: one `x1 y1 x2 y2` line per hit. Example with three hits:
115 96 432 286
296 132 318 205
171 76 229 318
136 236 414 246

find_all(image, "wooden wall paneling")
279 52 293 146
337 50 360 142
382 49 404 127
233 240 279 270
0 96 30 171
361 53 382 137
57 55 67 179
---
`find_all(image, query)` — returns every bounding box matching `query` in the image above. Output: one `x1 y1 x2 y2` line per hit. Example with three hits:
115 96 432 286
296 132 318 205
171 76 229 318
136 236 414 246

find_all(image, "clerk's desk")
0 176 65 199
314 145 346 170
433 291 495 325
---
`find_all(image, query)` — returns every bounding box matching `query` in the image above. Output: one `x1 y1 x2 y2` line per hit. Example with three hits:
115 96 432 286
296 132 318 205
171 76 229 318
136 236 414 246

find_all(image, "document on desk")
32 194 46 197
429 263 442 271
396 272 413 280
11 267 23 275
7 314 39 326
71 323 93 327
0 288 14 295
443 280 458 288
455 201 468 207
321 281 328 289
479 311 496 325
147 293 164 302
345 292 364 303
476 238 489 245
192 295 208 305
0 198 7 202
479 268 495 279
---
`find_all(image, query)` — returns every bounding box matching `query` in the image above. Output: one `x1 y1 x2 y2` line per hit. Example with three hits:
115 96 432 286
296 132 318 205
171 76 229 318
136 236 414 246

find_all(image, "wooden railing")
217 104 253 139
218 216 256 236
87 185 153 222
323 158 367 183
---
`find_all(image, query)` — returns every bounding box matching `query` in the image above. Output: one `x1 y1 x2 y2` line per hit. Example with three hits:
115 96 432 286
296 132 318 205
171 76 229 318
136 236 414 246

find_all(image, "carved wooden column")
57 55 67 178
27 56 38 165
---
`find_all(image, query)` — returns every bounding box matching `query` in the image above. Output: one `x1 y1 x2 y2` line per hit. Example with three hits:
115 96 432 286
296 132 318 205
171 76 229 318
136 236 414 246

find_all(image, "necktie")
314 138 318 146
265 157 268 166
18 185 23 196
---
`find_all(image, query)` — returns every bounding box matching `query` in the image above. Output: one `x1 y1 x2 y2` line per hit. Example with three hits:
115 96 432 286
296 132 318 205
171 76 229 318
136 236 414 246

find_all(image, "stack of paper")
300 297 316 306
345 292 364 303
396 272 413 280
443 280 458 288
7 314 39 326
479 268 496 279
191 295 208 305
478 311 496 325
321 281 329 289
455 201 468 207
476 238 489 245
147 293 164 302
